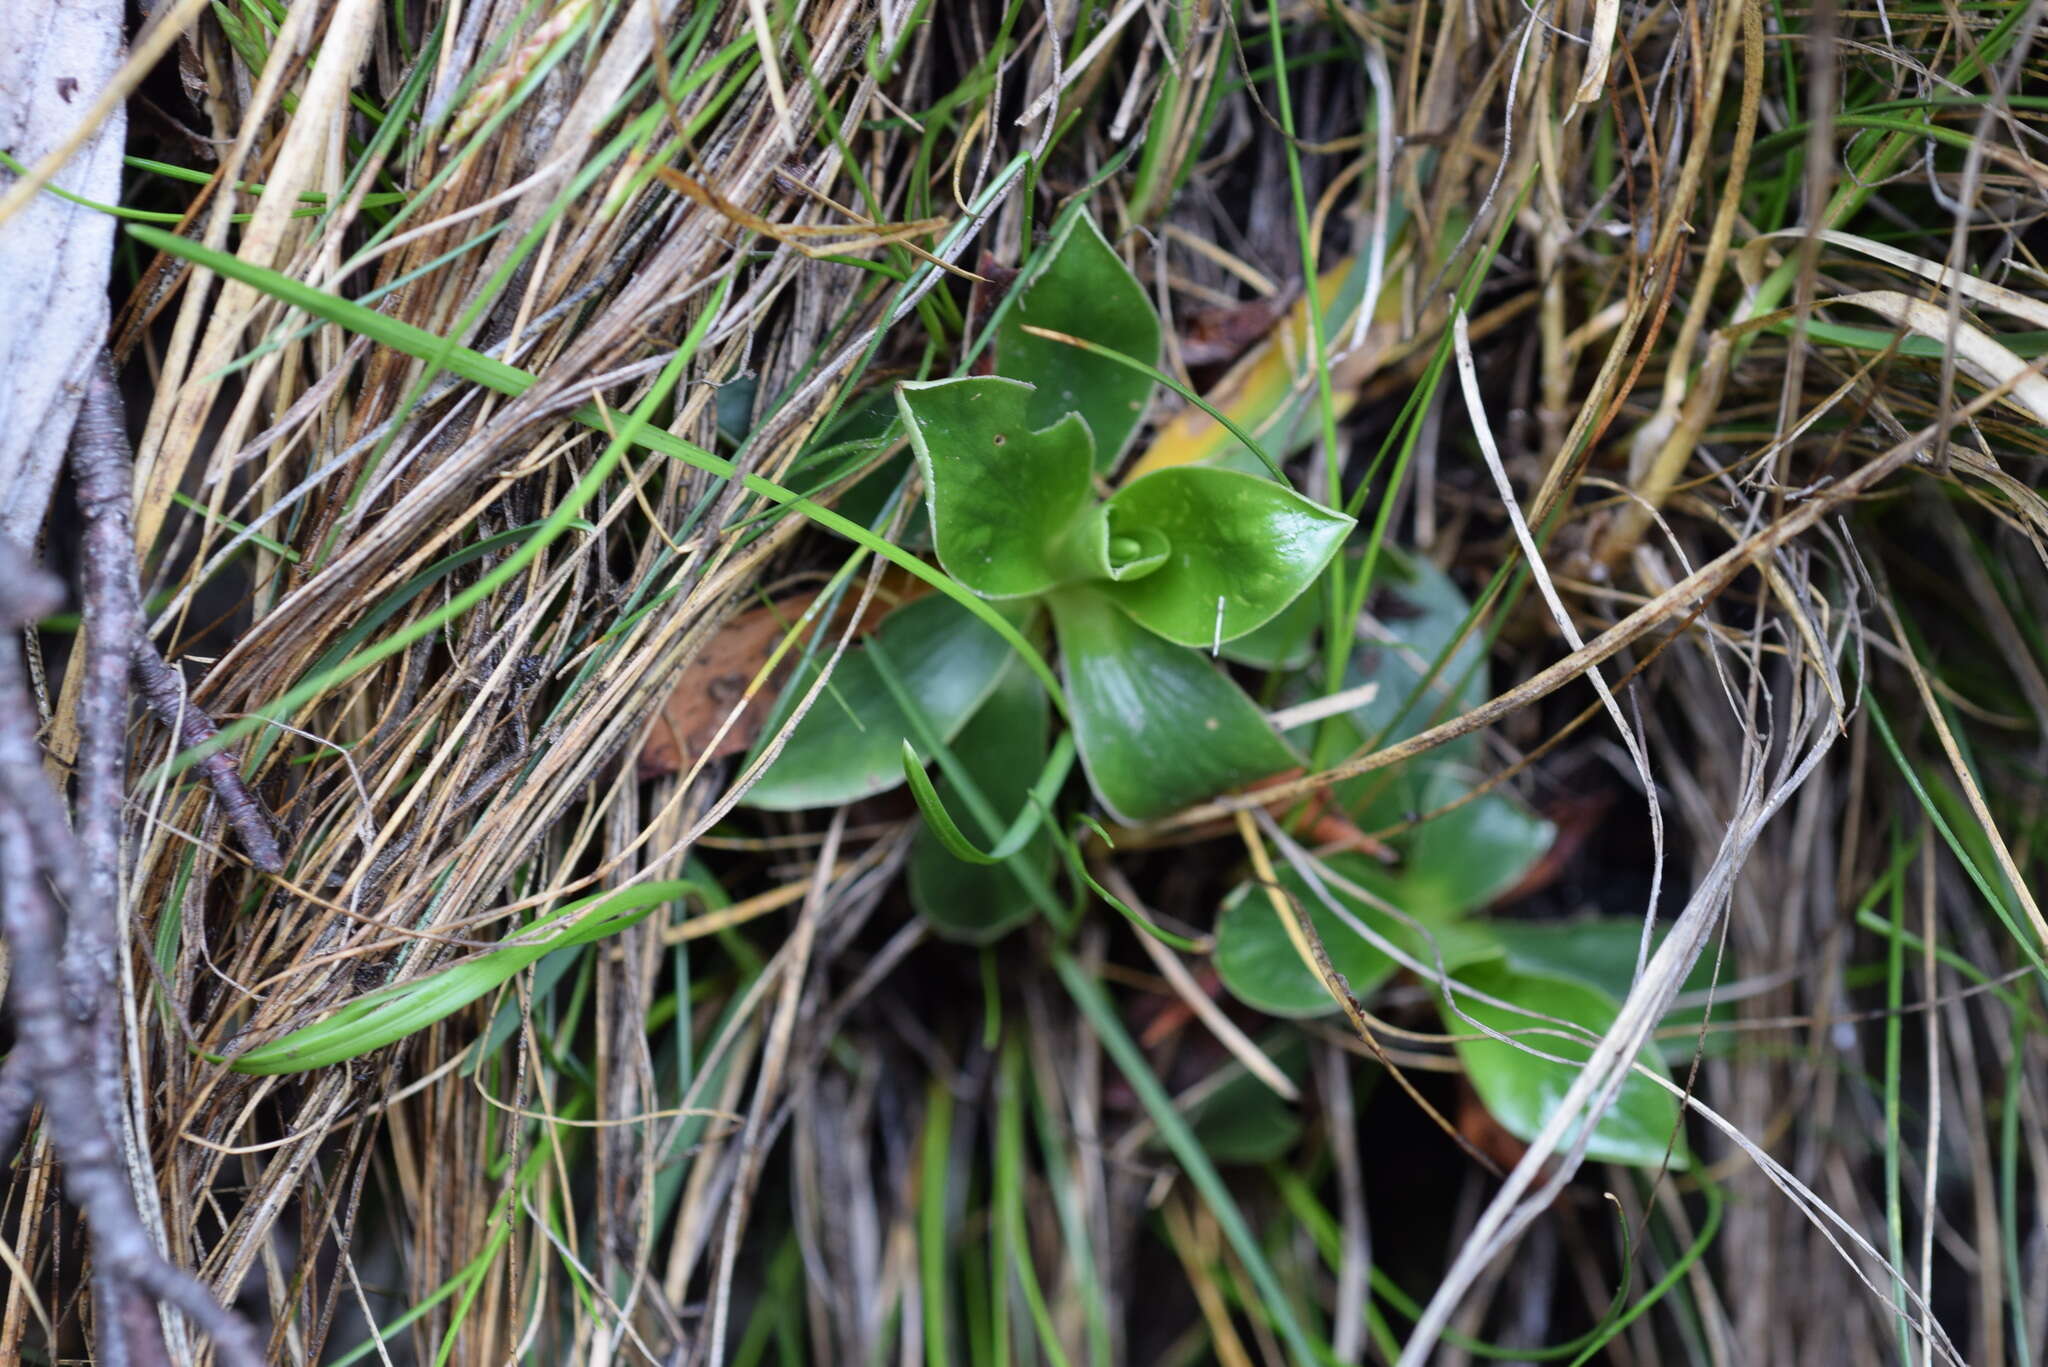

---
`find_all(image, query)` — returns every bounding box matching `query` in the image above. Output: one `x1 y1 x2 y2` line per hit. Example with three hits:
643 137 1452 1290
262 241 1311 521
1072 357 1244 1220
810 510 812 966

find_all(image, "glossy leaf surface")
1099 466 1353 647
1050 588 1294 822
1213 851 1498 1019
908 668 1057 944
1447 961 1690 1169
742 593 1019 811
1339 764 1554 922
1483 918 1722 1064
994 209 1161 468
899 377 1095 599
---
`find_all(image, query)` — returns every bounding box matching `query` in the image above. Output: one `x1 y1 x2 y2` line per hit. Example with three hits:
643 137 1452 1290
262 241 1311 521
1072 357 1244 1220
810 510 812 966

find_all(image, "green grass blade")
124 224 1067 754
1053 948 1329 1366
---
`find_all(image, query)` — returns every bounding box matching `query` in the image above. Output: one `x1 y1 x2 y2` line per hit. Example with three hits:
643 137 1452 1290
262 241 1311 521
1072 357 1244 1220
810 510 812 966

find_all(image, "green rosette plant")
897 373 1351 821
743 210 1352 941
737 210 1688 1171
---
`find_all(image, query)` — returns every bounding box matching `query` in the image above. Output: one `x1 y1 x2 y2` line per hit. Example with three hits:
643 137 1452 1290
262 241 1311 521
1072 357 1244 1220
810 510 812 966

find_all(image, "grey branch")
70 356 285 875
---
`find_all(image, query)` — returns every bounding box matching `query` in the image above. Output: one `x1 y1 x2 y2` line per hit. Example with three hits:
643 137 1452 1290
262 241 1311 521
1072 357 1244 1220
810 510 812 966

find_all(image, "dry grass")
4 0 2048 1362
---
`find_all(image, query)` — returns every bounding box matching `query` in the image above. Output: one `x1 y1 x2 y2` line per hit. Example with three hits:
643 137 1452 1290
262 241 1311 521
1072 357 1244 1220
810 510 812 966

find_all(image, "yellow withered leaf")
1123 254 1405 483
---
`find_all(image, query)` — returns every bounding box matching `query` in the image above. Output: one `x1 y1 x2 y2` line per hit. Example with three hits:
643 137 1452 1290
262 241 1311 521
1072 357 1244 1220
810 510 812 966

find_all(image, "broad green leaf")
1049 588 1294 822
1446 962 1690 1169
1214 871 1398 1019
908 668 1057 944
1302 547 1494 826
742 594 1020 811
1218 588 1321 669
1335 546 1490 764
1098 466 1353 647
1213 852 1497 1019
1178 1032 1308 1165
994 209 1160 469
898 377 1096 599
1339 764 1554 922
1480 918 1723 1064
230 880 708 1074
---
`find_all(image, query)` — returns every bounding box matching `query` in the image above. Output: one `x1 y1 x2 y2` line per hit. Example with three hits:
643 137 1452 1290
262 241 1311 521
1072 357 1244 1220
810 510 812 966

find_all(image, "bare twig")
127 645 285 873
68 355 284 874
67 354 137 1014
0 631 264 1367
68 348 166 1367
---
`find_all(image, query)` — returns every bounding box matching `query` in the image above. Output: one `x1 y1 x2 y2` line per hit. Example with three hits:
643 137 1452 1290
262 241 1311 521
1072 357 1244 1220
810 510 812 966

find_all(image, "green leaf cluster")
747 209 1352 937
1212 555 1692 1169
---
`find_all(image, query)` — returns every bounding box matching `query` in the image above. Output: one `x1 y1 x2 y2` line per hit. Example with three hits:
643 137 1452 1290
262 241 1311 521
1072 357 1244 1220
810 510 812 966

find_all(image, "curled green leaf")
1042 503 1169 586
1105 522 1170 579
903 730 1076 866
1071 850 1207 953
1098 466 1352 647
906 669 1061 944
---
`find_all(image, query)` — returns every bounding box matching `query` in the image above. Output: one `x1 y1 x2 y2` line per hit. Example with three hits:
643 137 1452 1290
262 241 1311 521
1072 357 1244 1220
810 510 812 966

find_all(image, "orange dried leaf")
639 569 931 779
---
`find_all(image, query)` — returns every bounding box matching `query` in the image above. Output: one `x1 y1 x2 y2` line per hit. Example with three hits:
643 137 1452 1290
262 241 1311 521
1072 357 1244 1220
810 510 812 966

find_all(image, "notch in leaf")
993 209 1162 470
897 376 1097 600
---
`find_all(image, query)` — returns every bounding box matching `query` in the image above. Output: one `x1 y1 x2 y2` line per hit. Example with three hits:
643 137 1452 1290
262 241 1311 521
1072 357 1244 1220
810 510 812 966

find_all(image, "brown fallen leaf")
638 567 930 780
639 593 821 780
1178 289 1296 368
